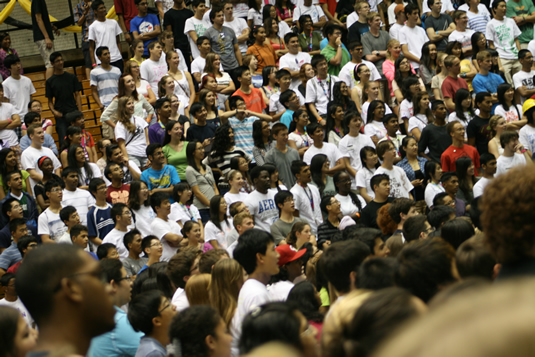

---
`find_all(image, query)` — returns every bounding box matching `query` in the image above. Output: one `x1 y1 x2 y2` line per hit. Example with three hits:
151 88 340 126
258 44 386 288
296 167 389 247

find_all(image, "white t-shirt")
494 104 522 124
303 142 347 169
61 188 96 226
225 17 250 54
339 60 381 90
408 114 428 136
398 25 429 70
101 228 129 259
247 8 263 26
356 167 377 200
422 0 454 14
399 99 413 121
140 56 168 96
79 163 103 186
364 121 388 141
171 287 189 311
224 191 249 215
513 70 535 105
191 56 224 75
133 205 156 237
169 202 202 226
290 183 323 234
37 208 67 241
204 218 234 249
335 193 367 217
21 145 62 191
2 76 35 117
347 12 359 29
184 17 210 59
293 4 325 23
519 124 535 154
496 153 527 176
448 29 475 58
279 52 312 90
305 75 340 115
375 166 414 199
0 298 34 327
424 182 445 208
0 103 18 146
269 89 305 114
448 111 473 140
288 131 314 149
338 133 375 190
88 19 123 63
388 2 408 27
473 176 492 198
151 217 181 261
103 160 141 186
114 115 148 158
486 18 521 60
389 23 404 41
267 280 294 302
244 190 278 232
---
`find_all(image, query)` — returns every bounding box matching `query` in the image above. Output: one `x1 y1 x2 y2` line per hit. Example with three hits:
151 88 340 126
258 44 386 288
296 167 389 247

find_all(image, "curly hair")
377 204 397 236
481 166 535 263
210 124 233 159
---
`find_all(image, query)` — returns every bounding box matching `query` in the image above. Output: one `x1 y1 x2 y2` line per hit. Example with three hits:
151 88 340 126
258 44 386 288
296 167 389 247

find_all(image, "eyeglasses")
115 275 132 282
159 302 171 314
50 188 62 192
122 211 132 217
151 242 163 247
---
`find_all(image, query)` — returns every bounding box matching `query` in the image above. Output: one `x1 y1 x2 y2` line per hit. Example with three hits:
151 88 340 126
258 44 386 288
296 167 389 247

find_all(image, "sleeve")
184 19 194 34
316 5 326 18
466 120 477 139
247 8 254 20
486 21 496 43
139 62 150 84
401 169 414 193
519 127 529 149
254 147 267 166
114 123 127 141
471 76 487 94
472 148 481 168
270 222 285 244
29 80 36 95
88 24 95 41
20 136 30 153
90 69 97 87
418 127 429 153
114 19 123 35
204 222 220 242
169 166 181 184
176 49 188 72
185 167 199 187
114 0 124 14
87 209 98 237
408 117 419 134
441 79 453 99
100 98 117 123
419 65 433 84
513 73 525 89
37 213 49 235
130 18 140 33
513 21 522 38
269 96 278 113
293 6 301 22
398 28 408 45
244 196 257 216
441 150 451 171
163 11 171 28
21 153 34 171
362 35 373 57
305 79 317 104
334 146 348 160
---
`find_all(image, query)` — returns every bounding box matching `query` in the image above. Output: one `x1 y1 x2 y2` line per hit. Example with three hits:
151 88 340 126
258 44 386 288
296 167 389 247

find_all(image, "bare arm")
326 158 346 175
40 235 56 244
191 185 211 206
35 13 53 48
237 27 250 44
401 44 420 64
328 41 343 66
117 14 131 42
117 139 129 161
133 25 162 41
313 16 327 30
344 157 356 178
89 40 96 66
162 232 183 246
307 103 323 124
444 97 455 112
91 86 104 108
358 187 373 203
234 44 243 65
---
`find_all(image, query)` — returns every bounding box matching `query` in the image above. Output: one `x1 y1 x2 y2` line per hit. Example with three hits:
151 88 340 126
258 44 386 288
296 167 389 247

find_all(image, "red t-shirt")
441 76 469 99
106 184 130 204
232 88 267 115
6 261 21 274
113 0 137 31
319 0 337 16
441 144 480 172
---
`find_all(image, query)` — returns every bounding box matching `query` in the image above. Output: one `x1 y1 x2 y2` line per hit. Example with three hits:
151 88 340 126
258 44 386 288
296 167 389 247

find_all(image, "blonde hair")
158 30 174 45
488 115 504 137
243 54 256 68
436 52 448 75
165 50 179 68
209 258 244 328
185 273 211 306
386 39 401 61
117 96 136 133
158 75 174 98
204 53 222 76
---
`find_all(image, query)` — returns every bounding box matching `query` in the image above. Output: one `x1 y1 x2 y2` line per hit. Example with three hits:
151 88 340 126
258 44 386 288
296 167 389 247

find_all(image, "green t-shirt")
506 0 535 43
321 44 351 76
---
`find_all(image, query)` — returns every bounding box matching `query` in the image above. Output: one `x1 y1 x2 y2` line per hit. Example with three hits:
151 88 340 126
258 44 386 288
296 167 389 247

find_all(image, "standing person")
389 4 407 41
88 0 123 72
87 178 114 246
279 32 312 90
163 0 193 71
302 122 347 174
228 96 260 160
101 203 133 258
486 0 521 84
321 24 350 76
399 4 429 71
441 55 469 112
496 130 531 175
472 153 496 197
114 96 150 167
115 0 137 43
375 140 414 199
232 67 270 116
306 55 340 125
244 166 278 232
513 49 535 105
265 123 300 188
462 0 491 36
122 229 148 276
362 12 391 79
246 26 277 73
442 121 481 172
424 161 445 208
360 174 394 229
128 180 156 237
204 5 243 77
448 11 475 58
185 0 210 60
74 0 96 80
224 2 250 56
60 168 96 226
36 181 66 243
495 83 524 125
150 191 183 261
45 52 83 146
90 47 121 112
130 0 161 57
396 136 427 201
140 42 168 97
472 50 505 97
419 100 451 163
141 143 180 198
506 0 535 50
290 160 323 235
425 0 455 53
468 91 494 155
340 41 381 90
348 1 371 42
31 0 58 79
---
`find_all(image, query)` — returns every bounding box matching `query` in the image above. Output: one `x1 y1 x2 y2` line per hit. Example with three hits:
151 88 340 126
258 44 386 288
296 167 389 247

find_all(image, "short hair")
49 52 62 64
431 99 445 111
403 215 429 242
88 178 106 196
474 91 492 108
229 95 245 110
279 90 294 109
441 171 458 185
209 4 224 21
324 23 342 37
447 120 462 135
356 257 396 290
198 249 229 274
290 160 307 178
23 112 41 128
441 218 475 249
404 3 419 16
320 240 371 294
387 198 416 224
271 122 288 136
128 290 163 335
110 203 129 224
146 143 163 158
249 165 268 183
275 190 293 211
444 55 458 69
155 97 171 110
480 152 496 166
1 197 18 219
452 10 466 22
166 249 200 289
284 32 298 44
233 211 254 229
233 229 274 274
150 192 170 212
311 54 327 69
16 235 38 257
100 258 123 284
59 206 77 223
492 0 506 9
61 166 78 179
3 54 20 70
320 195 335 214
306 122 323 137
141 235 160 254
190 102 205 117
235 66 250 80
456 234 496 280
427 205 456 229
382 113 398 125
91 0 104 11
348 41 363 51
433 192 450 207
44 179 62 193
9 218 26 235
196 35 209 46
96 46 109 58
27 123 43 138
104 162 120 180
97 243 116 260
370 174 390 192
394 238 457 303
65 111 84 126
16 244 86 325
500 130 519 149
376 140 394 161
123 229 141 252
366 11 380 22
518 49 531 60
70 224 88 240
476 50 491 63
229 201 245 217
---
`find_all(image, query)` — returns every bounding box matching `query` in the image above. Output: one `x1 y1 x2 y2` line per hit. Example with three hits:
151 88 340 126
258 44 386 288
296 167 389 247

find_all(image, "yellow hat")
523 98 535 115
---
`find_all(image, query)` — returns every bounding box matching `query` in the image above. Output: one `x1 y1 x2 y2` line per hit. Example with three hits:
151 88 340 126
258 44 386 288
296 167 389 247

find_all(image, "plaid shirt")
396 156 428 182
74 2 95 42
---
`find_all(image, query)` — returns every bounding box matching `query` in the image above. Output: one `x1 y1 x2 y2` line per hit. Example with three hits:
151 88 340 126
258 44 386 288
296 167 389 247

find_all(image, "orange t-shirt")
246 43 277 71
233 88 267 115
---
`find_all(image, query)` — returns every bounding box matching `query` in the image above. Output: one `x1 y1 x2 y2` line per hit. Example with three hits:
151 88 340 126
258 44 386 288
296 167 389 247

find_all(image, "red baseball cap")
275 245 307 267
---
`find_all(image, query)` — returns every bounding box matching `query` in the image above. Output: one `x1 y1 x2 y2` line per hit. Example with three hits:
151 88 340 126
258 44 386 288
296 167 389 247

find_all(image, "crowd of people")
1 0 535 355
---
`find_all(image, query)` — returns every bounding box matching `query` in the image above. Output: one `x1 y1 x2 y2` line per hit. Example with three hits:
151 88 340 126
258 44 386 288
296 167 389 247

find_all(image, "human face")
365 150 378 168
388 42 401 58
419 95 430 113
298 165 311 184
74 147 85 164
177 185 192 203
479 57 492 71
67 212 81 227
129 61 140 77
456 13 468 28
32 127 45 144
230 172 244 189
281 196 295 212
432 0 442 13
115 267 133 306
121 75 136 95
158 199 172 217
385 117 399 134
164 35 174 49
223 3 234 17
69 131 82 145
444 177 459 195
287 36 300 54
269 5 277 19
30 101 42 115
9 60 21 75
311 127 324 142
333 106 344 121
134 42 144 57
228 128 235 144
1 35 11 50
275 128 289 145
238 158 249 172
47 185 63 202
315 60 328 76
296 224 311 247
484 159 497 175
260 121 271 139
189 223 202 241
327 196 341 215
261 242 280 275
150 43 163 59
367 83 380 99
199 39 212 54
478 96 493 113
451 123 465 142
399 58 410 73
95 183 108 202
279 75 291 90
466 162 475 176
238 218 254 233
504 87 514 103
111 164 124 181
151 147 166 165
125 99 135 115
255 170 271 192
65 172 79 189
433 165 443 181
208 318 233 357
13 315 37 357
214 11 225 25
169 122 183 139
375 179 391 197
159 101 172 117
358 65 371 82
495 1 506 17
373 103 385 119
461 96 472 110
205 91 217 107
98 49 111 64
433 104 448 120
96 4 107 18
6 150 17 168
408 9 419 22
147 239 164 257
8 201 23 219
73 231 89 249
111 148 124 163
428 44 437 59
449 57 461 75
495 117 506 132
194 142 205 160
351 45 364 60
41 158 54 175
121 208 133 226
52 55 64 70
304 64 315 79
239 69 252 85
373 237 390 257
336 172 352 193
328 28 342 44
296 111 310 128
13 224 28 240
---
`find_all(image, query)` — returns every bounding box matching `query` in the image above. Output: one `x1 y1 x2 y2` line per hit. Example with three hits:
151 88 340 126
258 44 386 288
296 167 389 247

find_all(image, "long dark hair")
128 180 151 210
262 66 277 86
412 91 434 123
446 40 464 60
471 31 487 60
326 103 344 140
67 144 93 184
253 119 271 150
162 120 182 146
287 281 324 323
333 171 362 212
275 0 294 17
310 154 328 196
332 81 352 110
59 125 82 153
186 140 205 172
394 57 417 87
456 156 476 198
497 83 514 111
249 25 265 46
210 124 233 159
209 195 230 231
400 76 420 103
262 4 275 21
0 306 20 357
360 146 379 172
367 100 386 124
249 0 261 12
0 148 15 186
454 88 475 123
289 109 307 133
420 42 436 70
424 161 441 183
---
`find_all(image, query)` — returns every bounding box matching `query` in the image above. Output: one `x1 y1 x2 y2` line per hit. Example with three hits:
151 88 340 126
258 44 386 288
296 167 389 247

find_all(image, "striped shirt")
87 204 114 240
0 242 21 270
203 147 251 182
466 10 491 36
90 66 121 107
228 116 259 162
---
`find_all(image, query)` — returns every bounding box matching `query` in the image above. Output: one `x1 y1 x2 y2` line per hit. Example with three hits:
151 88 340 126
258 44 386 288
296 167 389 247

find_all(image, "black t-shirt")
360 197 394 229
467 115 493 156
418 123 452 163
164 8 194 54
336 1 356 19
31 0 53 42
186 122 217 152
34 175 65 202
348 22 369 43
424 13 453 52
45 72 83 114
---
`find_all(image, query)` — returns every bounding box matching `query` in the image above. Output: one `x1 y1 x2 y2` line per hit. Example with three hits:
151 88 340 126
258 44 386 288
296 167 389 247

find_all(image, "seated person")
19 112 58 155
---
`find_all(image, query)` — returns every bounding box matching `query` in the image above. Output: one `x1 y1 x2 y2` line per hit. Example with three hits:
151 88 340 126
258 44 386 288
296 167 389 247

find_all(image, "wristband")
436 30 439 35
521 148 527 153
92 63 97 68
7 118 11 124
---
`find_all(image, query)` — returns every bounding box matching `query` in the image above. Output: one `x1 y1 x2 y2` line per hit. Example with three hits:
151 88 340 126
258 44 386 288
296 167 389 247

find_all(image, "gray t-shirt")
123 257 148 276
264 146 300 189
270 217 309 245
204 25 239 71
424 13 453 52
185 165 217 209
362 30 391 77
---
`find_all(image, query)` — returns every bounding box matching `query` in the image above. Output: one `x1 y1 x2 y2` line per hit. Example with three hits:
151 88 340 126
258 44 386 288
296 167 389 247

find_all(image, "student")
56 206 81 244
140 42 168 96
270 191 309 245
321 24 350 76
334 170 366 220
441 172 466 216
0 198 25 250
227 96 260 160
244 166 278 232
472 51 504 97
495 83 524 126
375 140 414 199
279 90 302 129
467 91 493 155
96 243 120 260
448 11 475 57
141 143 180 198
150 191 183 261
223 2 250 56
306 54 340 124
148 98 173 145
339 41 381 90
232 66 268 115
186 103 217 152
293 0 327 33
130 0 161 56
204 195 233 249
87 178 114 246
0 171 39 232
105 162 131 204
19 112 58 155
356 147 380 203
347 1 371 42
90 47 121 111
279 32 312 90
419 100 452 163
378 113 405 160
122 229 148 276
424 161 445 209
37 180 66 243
425 0 455 52
7 235 38 275
270 70 298 123
338 111 375 191
264 123 300 188
519 98 535 154
473 152 496 198
399 4 429 71
316 195 340 249
0 219 27 274
137 235 163 274
2 55 35 125
31 0 57 79
290 160 323 235
101 205 133 260
88 0 123 71
486 0 521 84
513 49 535 105
441 121 480 172
191 37 213 83
232 228 280 354
362 12 390 78
448 88 475 138
204 5 242 74
441 55 469 112
302 122 347 174
496 130 531 175
60 168 95 225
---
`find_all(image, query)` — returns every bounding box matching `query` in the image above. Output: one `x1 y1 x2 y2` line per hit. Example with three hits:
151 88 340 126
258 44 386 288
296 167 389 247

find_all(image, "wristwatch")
375 50 380 56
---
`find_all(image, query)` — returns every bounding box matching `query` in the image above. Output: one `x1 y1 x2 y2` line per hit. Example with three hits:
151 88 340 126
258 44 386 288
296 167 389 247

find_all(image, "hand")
513 16 523 24
515 143 525 153
52 26 60 37
124 33 132 43
202 138 212 147
335 37 342 47
54 111 63 118
45 38 53 49
411 179 424 187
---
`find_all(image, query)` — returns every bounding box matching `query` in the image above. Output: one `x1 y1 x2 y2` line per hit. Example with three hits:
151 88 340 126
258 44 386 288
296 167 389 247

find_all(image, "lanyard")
179 202 196 221
302 185 314 210
303 33 313 51
295 130 309 147
317 75 331 99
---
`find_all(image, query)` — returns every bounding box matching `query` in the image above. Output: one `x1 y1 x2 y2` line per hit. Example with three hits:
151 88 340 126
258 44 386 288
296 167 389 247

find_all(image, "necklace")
295 129 309 147
302 32 313 51
317 75 331 99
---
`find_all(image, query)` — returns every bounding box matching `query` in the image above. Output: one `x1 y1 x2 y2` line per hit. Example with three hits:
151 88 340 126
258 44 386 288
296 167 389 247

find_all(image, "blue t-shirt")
141 165 181 202
281 109 295 129
472 72 504 95
130 14 160 56
0 242 21 270
87 204 114 240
